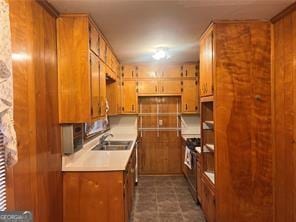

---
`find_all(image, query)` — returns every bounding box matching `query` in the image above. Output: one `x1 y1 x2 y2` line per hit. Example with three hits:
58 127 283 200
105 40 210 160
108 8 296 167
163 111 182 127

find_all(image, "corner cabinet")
57 15 103 123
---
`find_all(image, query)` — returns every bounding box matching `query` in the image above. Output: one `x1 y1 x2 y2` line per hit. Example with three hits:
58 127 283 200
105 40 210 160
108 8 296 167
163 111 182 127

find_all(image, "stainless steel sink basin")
92 141 133 151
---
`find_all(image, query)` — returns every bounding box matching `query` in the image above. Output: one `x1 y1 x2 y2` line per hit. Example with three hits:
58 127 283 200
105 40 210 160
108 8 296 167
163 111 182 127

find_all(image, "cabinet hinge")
195 80 198 85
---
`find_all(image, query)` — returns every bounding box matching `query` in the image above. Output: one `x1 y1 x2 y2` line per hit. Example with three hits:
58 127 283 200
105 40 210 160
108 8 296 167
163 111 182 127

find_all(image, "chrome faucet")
100 133 114 144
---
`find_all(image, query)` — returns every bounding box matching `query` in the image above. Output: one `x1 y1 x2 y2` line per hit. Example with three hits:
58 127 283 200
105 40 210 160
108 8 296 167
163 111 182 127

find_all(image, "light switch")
159 119 163 126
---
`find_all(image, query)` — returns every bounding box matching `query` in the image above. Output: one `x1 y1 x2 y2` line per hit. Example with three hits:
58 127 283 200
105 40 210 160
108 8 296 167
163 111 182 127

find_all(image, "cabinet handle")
132 71 134 78
155 86 157 92
185 70 188 76
162 86 164 92
186 104 188 110
132 104 134 111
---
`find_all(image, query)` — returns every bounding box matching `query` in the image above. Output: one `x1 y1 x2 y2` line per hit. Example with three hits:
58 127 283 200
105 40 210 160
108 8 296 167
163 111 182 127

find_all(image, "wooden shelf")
203 121 214 130
204 144 215 152
205 171 215 185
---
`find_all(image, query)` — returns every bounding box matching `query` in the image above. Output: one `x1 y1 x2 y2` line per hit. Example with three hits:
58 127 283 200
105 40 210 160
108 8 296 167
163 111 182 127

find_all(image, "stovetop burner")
186 138 201 150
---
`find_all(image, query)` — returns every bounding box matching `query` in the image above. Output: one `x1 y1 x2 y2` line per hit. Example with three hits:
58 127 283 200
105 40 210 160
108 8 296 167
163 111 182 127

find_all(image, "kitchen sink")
91 141 133 151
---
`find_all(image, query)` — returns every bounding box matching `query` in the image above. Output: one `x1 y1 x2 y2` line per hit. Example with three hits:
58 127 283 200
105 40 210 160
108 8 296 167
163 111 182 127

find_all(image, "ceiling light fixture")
152 47 170 60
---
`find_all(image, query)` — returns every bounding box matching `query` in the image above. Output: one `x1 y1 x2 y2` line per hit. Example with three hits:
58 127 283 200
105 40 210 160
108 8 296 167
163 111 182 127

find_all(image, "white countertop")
62 132 137 172
181 134 200 140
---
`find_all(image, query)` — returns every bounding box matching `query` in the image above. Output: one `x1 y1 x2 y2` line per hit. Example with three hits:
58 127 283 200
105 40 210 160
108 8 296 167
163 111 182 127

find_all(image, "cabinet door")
136 64 157 79
106 45 112 68
182 79 199 113
197 161 202 202
99 61 107 117
122 65 136 79
161 64 182 78
89 23 99 56
99 35 106 62
122 80 137 113
138 80 158 95
183 63 199 78
160 80 181 94
106 82 118 115
90 52 100 119
202 178 216 222
200 28 213 97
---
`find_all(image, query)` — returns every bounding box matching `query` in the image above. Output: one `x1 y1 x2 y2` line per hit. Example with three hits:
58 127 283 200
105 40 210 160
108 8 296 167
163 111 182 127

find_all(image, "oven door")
186 150 197 202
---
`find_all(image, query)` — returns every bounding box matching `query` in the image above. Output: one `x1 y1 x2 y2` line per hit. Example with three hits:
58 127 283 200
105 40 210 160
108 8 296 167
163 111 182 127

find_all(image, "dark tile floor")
131 175 205 222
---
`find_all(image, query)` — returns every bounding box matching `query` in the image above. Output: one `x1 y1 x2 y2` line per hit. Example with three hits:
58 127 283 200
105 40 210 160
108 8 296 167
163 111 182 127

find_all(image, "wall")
181 115 200 136
272 5 296 222
109 115 138 135
7 1 62 222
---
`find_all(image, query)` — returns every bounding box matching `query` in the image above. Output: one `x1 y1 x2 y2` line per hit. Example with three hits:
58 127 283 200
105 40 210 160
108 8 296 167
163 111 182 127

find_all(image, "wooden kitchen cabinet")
57 15 101 123
122 65 136 79
138 80 158 95
160 64 182 78
200 25 213 97
159 80 182 94
183 63 199 78
63 172 125 222
182 79 199 113
121 80 138 113
136 64 158 79
99 35 107 62
199 22 272 222
57 14 118 122
202 176 216 222
99 61 107 117
90 52 100 118
63 146 136 222
89 22 99 56
106 80 121 115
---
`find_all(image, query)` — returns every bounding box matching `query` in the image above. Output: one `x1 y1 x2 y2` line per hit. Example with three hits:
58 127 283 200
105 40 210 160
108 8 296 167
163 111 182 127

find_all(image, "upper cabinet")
182 79 199 113
183 63 199 78
159 80 182 94
122 65 136 79
57 14 120 123
200 25 214 97
89 22 99 56
121 80 138 113
160 64 182 78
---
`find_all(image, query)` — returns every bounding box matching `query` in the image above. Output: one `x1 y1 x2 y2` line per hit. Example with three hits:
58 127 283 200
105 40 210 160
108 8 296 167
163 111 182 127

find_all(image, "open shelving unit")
201 98 215 185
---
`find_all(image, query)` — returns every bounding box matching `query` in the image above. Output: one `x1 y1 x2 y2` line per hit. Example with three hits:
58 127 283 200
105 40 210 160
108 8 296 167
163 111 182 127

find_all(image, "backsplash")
109 115 138 135
181 115 201 136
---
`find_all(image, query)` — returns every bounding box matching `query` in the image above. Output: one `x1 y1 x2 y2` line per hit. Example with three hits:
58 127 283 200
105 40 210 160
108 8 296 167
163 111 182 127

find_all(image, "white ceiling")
49 0 294 64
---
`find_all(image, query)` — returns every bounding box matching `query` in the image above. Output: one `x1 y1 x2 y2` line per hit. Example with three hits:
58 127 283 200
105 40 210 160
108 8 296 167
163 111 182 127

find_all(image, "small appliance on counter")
62 123 84 154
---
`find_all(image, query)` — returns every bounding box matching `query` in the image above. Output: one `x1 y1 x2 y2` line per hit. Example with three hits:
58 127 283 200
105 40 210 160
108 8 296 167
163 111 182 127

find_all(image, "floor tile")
131 175 205 222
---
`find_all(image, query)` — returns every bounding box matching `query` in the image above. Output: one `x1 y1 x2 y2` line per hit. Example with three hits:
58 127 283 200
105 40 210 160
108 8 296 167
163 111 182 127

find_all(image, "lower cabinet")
201 176 216 222
63 149 136 222
196 153 202 203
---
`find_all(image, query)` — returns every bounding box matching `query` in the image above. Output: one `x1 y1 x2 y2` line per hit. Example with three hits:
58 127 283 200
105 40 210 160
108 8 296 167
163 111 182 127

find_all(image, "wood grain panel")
138 97 182 174
214 22 272 222
8 1 62 221
273 9 296 222
57 15 91 122
63 172 124 222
